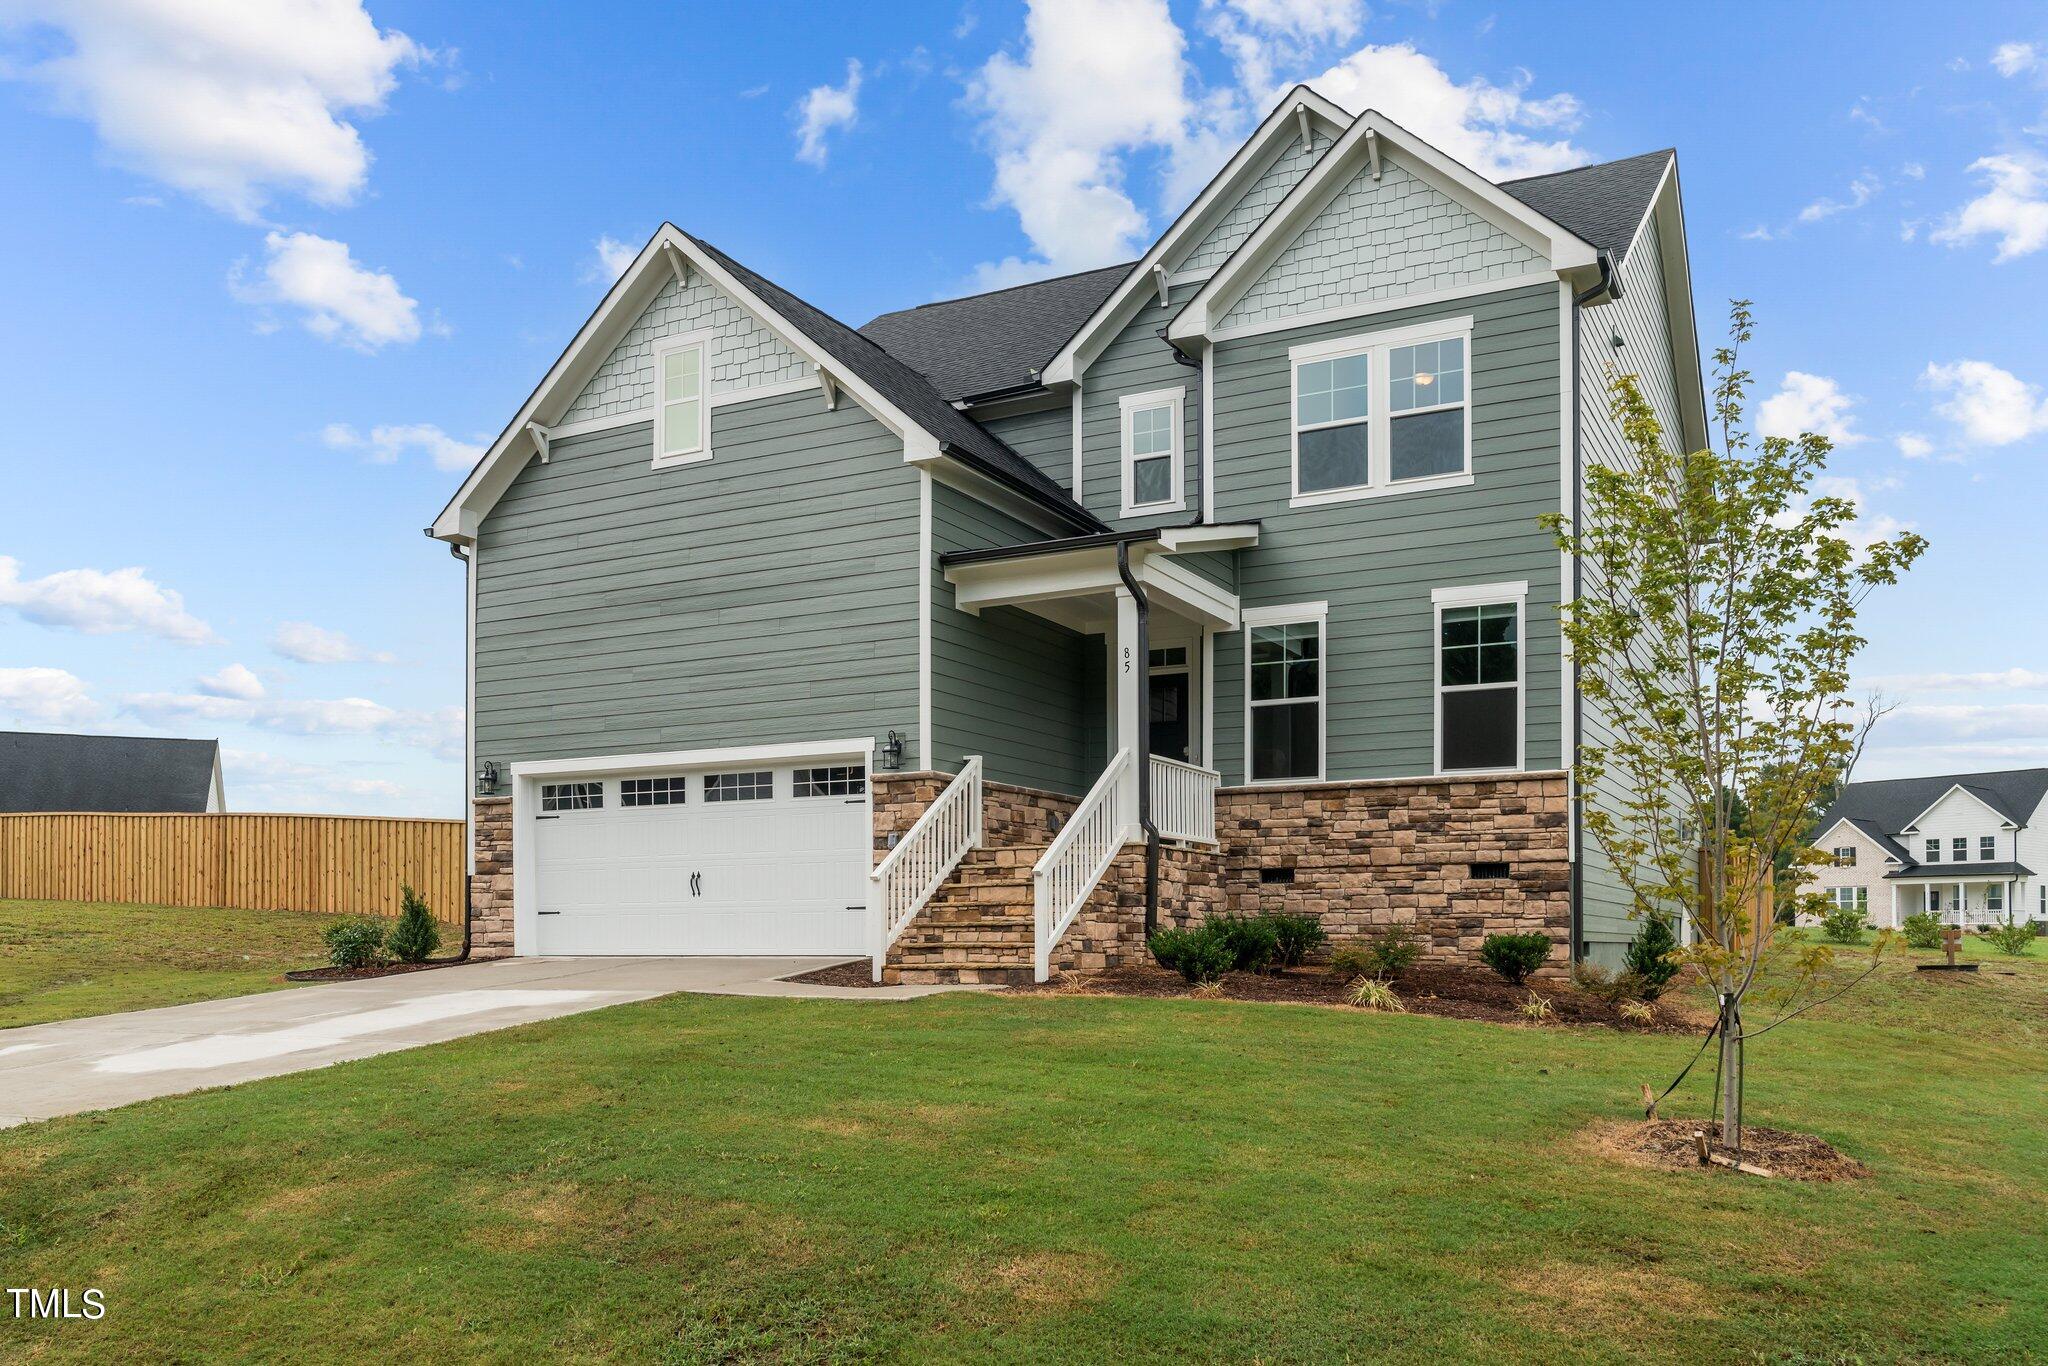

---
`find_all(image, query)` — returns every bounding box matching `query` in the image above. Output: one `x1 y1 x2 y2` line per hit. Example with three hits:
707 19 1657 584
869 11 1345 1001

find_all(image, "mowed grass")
0 899 349 1028
2 949 2044 1362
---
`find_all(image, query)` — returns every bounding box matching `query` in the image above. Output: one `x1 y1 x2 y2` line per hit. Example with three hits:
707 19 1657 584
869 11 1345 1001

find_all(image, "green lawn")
1 947 2043 1362
0 899 349 1028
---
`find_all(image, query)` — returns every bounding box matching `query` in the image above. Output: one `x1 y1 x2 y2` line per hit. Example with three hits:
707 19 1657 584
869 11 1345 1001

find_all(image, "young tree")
1543 302 1926 1150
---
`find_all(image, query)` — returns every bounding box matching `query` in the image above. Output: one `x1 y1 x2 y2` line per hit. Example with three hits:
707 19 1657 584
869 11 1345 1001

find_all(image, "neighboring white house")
1803 768 2048 929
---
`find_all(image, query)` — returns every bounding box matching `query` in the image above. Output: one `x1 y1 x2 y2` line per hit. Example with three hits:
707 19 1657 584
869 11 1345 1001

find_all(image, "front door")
1149 670 1190 763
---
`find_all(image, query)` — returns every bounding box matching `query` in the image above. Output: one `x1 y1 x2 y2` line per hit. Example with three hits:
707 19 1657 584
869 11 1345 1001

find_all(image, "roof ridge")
868 260 1140 321
1845 766 2048 787
1498 148 1674 188
0 729 215 744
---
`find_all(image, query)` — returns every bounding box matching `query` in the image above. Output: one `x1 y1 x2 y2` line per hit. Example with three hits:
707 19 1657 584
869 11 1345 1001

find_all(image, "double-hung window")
1833 846 1856 868
1435 582 1524 773
1834 887 1867 913
1120 388 1185 515
1925 838 1941 863
652 333 711 467
1953 836 1969 863
1290 317 1473 506
1980 835 1996 860
1244 603 1326 783
1987 883 2004 912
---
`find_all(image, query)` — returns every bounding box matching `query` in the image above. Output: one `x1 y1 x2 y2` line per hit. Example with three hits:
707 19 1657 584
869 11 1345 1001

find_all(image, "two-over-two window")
1120 388 1185 516
1435 583 1523 773
1288 318 1472 507
1245 605 1325 782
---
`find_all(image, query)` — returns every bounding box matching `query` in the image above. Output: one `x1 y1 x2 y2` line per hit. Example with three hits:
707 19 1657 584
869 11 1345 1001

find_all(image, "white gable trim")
1635 154 1711 452
1040 86 1349 387
1169 108 1599 347
1900 783 2017 833
431 224 943 543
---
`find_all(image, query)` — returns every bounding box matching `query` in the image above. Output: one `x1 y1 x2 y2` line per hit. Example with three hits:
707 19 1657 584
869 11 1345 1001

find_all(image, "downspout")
448 538 475 962
1117 538 1161 935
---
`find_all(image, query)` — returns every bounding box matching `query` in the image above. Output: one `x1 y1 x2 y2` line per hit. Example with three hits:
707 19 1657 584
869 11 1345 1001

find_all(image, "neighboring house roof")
1885 861 2034 881
1813 768 2048 866
1498 150 1676 265
0 731 222 813
1813 814 1914 864
859 263 1133 403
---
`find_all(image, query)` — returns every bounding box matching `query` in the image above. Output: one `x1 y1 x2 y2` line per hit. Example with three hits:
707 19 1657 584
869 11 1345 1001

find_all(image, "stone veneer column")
469 795 514 958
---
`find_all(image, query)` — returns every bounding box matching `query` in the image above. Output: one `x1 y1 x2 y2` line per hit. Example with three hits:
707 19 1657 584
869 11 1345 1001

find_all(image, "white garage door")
531 760 869 956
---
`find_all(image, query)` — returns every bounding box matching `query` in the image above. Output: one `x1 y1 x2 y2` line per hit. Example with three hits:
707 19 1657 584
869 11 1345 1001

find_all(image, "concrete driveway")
0 955 952 1128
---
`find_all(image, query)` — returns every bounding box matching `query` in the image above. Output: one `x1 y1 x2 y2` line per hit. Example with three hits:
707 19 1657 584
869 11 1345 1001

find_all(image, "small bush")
1818 905 1868 944
323 917 387 971
1901 911 1943 950
1623 916 1681 998
386 883 442 963
1210 915 1281 974
1519 991 1554 1022
1573 962 1649 1004
1264 913 1326 968
1347 977 1404 1012
1330 926 1423 982
1479 932 1551 985
1985 920 2036 957
1148 925 1235 985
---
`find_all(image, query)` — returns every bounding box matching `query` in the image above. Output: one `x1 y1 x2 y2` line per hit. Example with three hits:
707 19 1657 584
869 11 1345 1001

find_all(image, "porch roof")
940 523 1258 633
1884 861 2033 880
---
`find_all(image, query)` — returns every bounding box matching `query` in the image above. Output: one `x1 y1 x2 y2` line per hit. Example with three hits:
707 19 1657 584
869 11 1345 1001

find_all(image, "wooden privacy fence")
0 812 466 927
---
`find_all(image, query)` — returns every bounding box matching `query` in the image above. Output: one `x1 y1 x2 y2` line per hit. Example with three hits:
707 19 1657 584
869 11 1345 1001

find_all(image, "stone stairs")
881 842 1045 986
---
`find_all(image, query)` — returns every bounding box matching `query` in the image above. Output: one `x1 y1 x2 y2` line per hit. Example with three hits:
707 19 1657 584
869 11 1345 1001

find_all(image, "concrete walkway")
0 956 959 1128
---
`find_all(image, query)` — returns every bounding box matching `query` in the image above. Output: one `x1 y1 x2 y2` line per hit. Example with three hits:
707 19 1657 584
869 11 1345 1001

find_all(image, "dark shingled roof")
0 731 221 813
688 233 1101 531
1885 860 2034 881
1816 768 2048 871
859 262 1134 404
1499 149 1675 264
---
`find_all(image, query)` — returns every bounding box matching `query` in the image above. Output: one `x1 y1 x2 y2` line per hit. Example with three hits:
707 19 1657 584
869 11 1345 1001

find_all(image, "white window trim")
1241 600 1329 786
1119 386 1187 517
651 330 714 469
1288 316 1475 509
1432 580 1527 776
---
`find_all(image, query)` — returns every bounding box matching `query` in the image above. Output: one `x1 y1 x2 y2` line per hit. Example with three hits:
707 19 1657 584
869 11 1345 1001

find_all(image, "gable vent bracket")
1365 128 1382 180
1296 104 1313 150
817 365 839 411
1152 263 1171 307
526 421 553 464
661 241 691 291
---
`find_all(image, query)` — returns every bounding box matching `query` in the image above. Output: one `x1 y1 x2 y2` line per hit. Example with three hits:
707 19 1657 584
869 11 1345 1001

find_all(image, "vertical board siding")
1081 299 1202 529
929 482 1094 795
1576 219 1687 959
0 813 465 924
1209 282 1565 785
474 388 922 774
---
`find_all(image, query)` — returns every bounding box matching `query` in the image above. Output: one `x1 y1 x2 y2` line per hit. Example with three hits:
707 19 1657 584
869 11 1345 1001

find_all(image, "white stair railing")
868 756 983 982
1150 754 1220 845
1032 748 1134 982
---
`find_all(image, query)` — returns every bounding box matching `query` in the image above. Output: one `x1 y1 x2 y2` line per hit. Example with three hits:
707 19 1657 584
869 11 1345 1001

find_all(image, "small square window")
541 781 603 812
620 776 683 807
794 765 866 797
705 770 773 802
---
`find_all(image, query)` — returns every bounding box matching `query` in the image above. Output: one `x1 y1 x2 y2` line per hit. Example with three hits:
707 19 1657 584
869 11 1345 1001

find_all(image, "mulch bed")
784 959 875 988
285 958 467 982
1590 1117 1870 1181
1010 962 1707 1033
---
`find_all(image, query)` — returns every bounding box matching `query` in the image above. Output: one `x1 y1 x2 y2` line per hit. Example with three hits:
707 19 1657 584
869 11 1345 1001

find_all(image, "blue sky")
3 0 2046 814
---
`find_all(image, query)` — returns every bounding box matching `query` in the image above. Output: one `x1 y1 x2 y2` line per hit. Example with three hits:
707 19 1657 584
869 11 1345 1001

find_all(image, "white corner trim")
1200 348 1216 522
1432 579 1530 607
1071 378 1084 500
918 469 932 772
1557 278 1576 781
1119 385 1188 517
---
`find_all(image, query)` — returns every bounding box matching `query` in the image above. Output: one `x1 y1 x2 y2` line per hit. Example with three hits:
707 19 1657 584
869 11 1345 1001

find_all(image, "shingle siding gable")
561 273 812 426
1172 133 1324 276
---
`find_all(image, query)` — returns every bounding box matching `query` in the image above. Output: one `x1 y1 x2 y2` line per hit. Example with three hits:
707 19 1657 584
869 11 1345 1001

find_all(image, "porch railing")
1032 748 1134 982
1149 754 1220 845
868 756 983 982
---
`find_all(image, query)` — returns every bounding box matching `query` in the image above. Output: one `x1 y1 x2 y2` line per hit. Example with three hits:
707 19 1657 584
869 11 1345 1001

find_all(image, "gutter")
938 526 1162 568
446 538 476 963
1117 539 1161 935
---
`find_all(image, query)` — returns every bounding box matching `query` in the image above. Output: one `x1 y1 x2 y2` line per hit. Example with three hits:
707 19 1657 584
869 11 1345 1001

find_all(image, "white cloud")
1921 359 2048 445
1740 224 1776 242
231 230 421 349
321 421 482 471
0 0 423 221
270 621 395 665
0 667 101 725
1930 154 2048 261
1894 432 1934 459
1900 161 1926 180
588 234 638 282
1992 41 2042 78
0 555 217 644
1756 372 1866 446
197 663 266 701
1863 667 2048 693
794 59 863 167
1798 172 1880 223
125 691 461 758
223 748 412 813
1205 0 1364 101
1804 474 1909 553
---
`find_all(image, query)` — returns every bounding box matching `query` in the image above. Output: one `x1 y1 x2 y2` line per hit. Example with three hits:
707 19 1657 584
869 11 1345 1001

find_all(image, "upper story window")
1120 388 1185 516
653 334 711 467
1980 834 1996 860
1833 846 1856 867
1289 317 1474 509
1435 581 1524 774
1244 604 1325 783
1952 836 1969 862
1924 838 1940 863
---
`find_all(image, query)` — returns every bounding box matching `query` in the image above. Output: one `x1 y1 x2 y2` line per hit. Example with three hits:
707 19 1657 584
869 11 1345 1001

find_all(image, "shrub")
1346 977 1404 1012
1479 932 1551 985
386 883 442 963
1623 916 1681 998
1818 905 1868 944
1985 919 2036 957
323 917 387 971
1264 913 1326 968
1148 925 1235 985
1519 991 1554 1022
1573 962 1649 1004
1329 926 1423 982
1210 915 1281 974
1901 911 1944 950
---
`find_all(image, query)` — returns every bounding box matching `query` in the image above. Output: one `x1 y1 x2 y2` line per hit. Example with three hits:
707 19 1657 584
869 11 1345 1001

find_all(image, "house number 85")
1123 647 1132 673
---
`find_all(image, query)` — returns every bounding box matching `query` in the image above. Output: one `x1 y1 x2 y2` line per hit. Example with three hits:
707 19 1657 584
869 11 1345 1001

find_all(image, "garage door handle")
538 910 561 916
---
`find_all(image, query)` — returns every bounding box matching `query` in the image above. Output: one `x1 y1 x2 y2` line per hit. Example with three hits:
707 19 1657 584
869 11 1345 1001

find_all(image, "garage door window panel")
794 765 866 797
706 770 774 802
620 776 685 807
541 781 604 812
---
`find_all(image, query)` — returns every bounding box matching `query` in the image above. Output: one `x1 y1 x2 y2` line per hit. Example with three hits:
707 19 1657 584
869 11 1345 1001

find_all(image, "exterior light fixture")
878 731 906 771
476 760 500 795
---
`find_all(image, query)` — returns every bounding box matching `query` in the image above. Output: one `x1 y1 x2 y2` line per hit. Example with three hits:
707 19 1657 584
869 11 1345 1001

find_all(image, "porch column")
1955 880 1964 925
1890 882 1898 929
1114 587 1141 828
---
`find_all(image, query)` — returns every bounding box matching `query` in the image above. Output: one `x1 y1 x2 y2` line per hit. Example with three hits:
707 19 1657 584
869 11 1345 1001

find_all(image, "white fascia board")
1040 87 1349 388
1644 156 1711 452
1169 108 1599 347
432 224 948 542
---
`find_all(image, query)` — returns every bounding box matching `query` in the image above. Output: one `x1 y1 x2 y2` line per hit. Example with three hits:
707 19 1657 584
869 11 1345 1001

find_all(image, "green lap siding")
1208 283 1566 786
1081 299 1202 528
928 482 1094 795
978 402 1075 496
472 390 920 776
